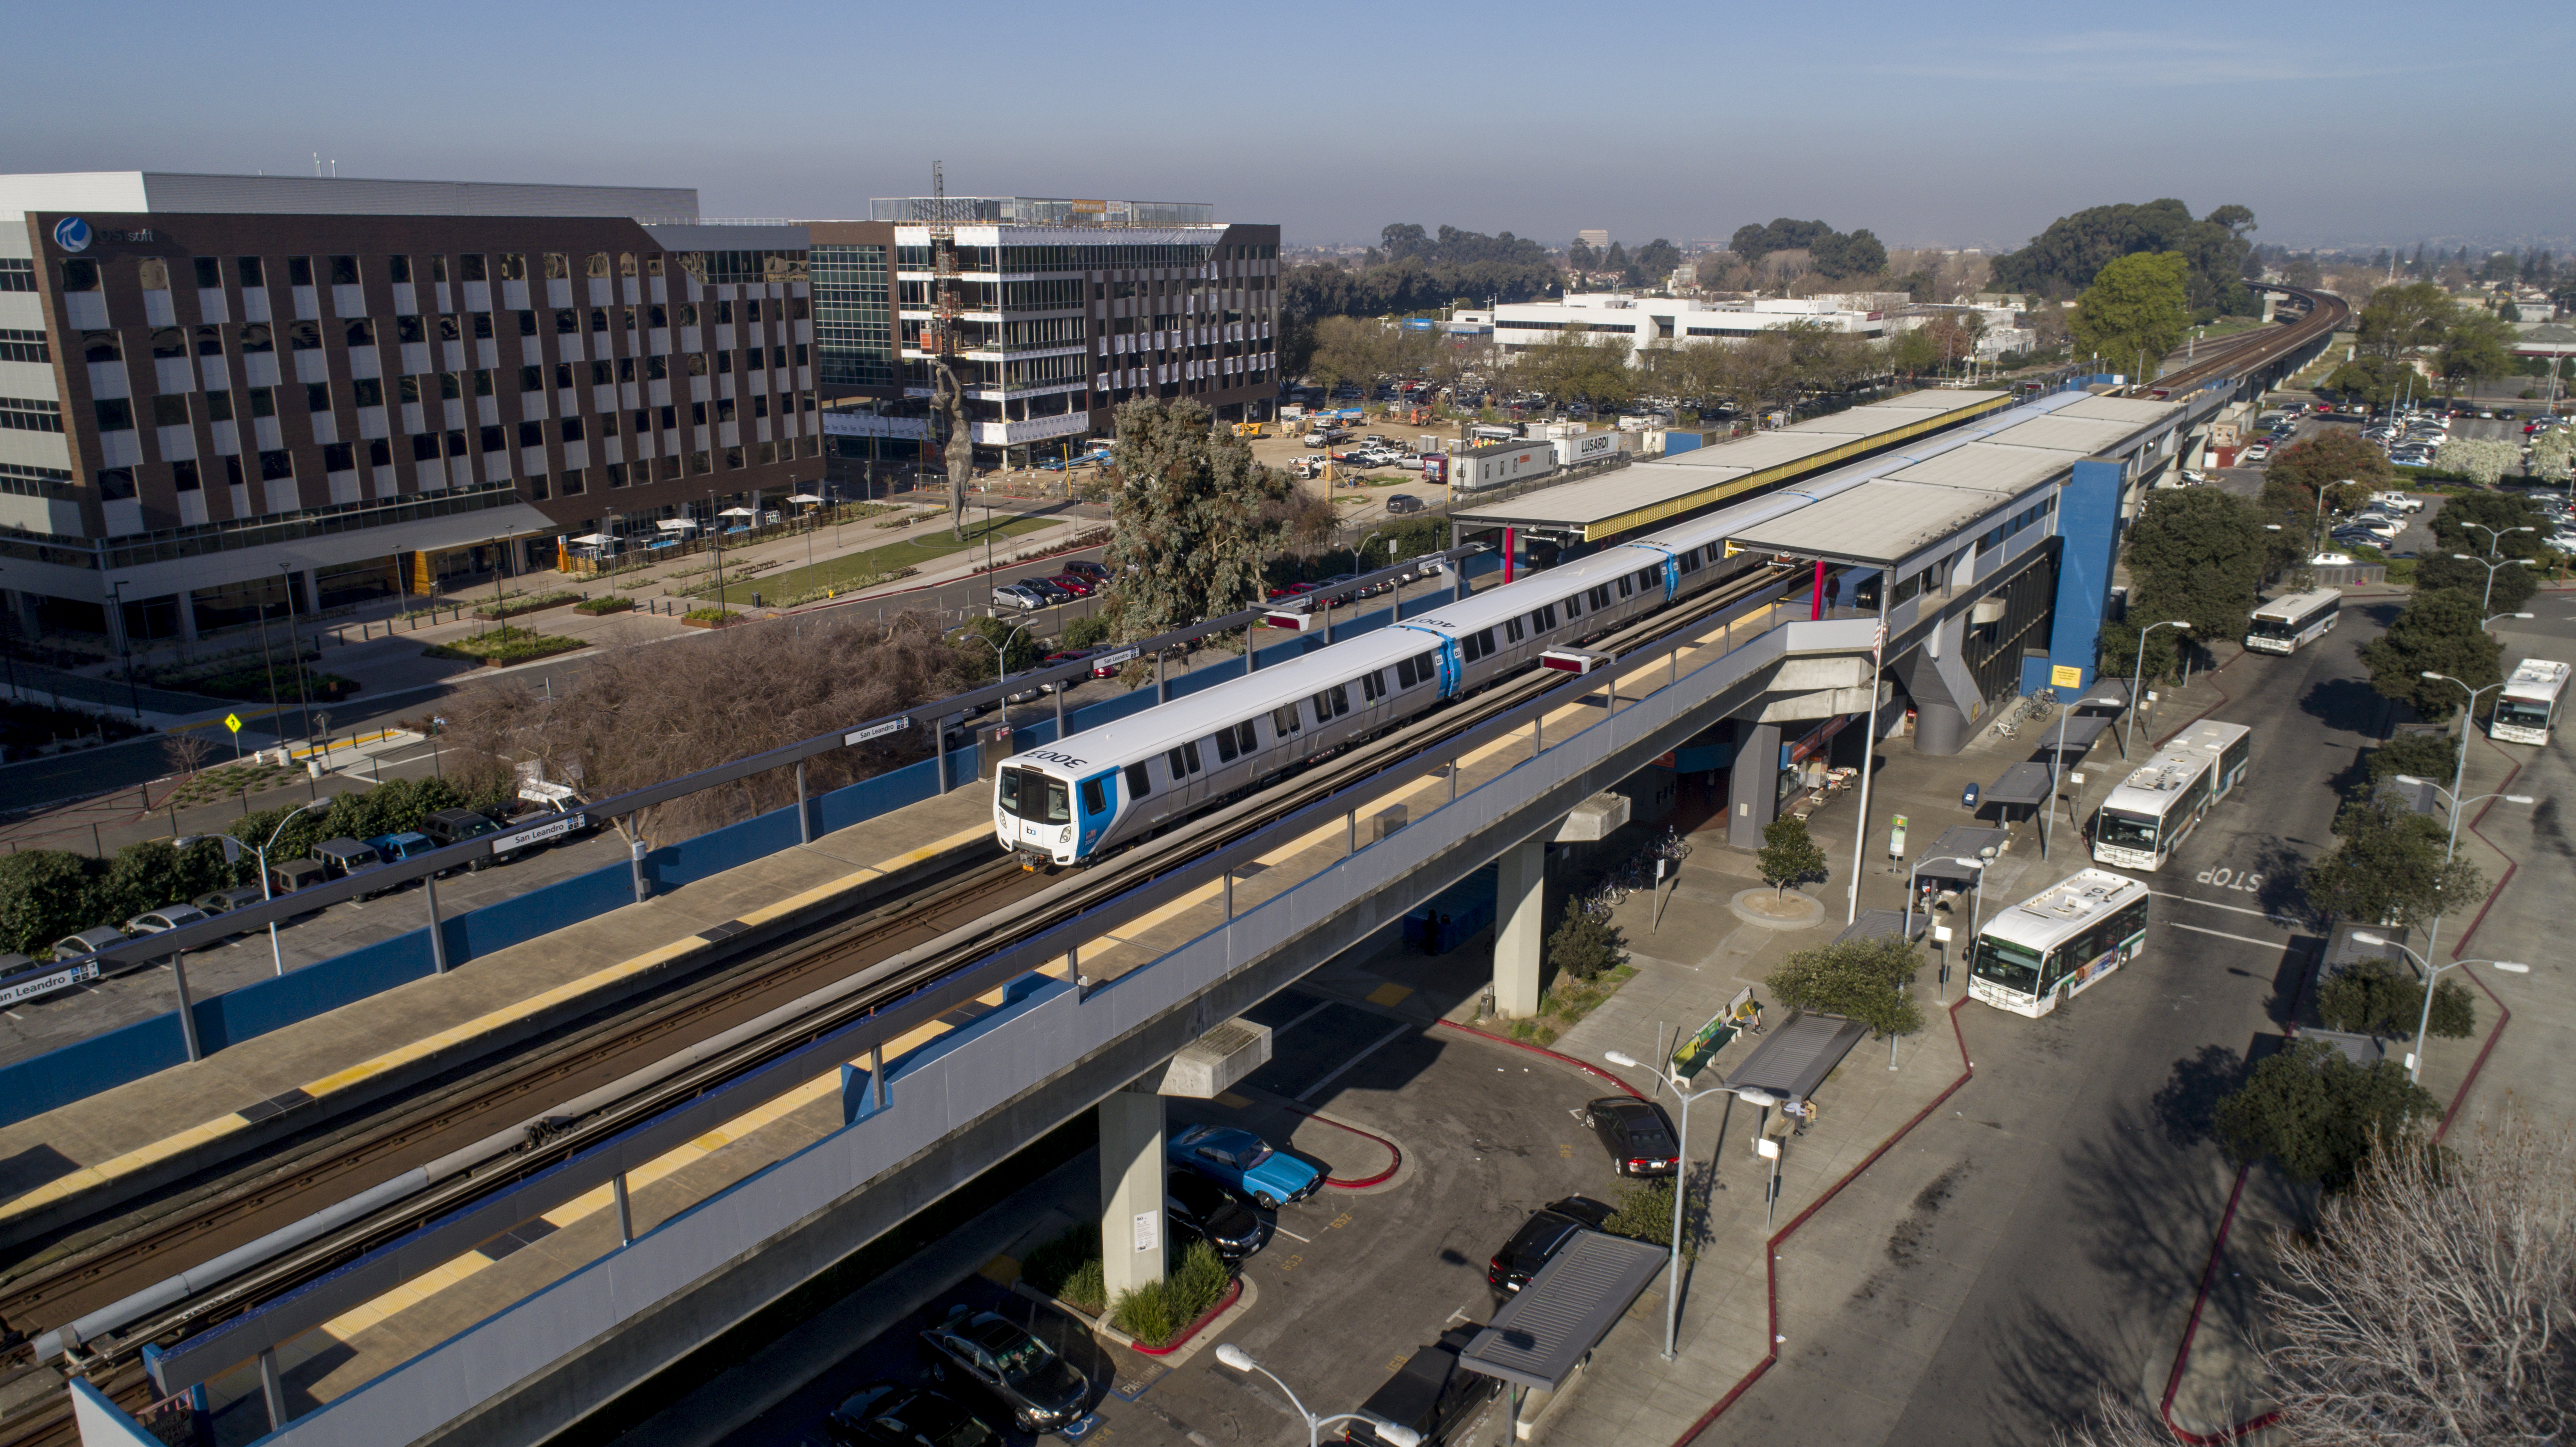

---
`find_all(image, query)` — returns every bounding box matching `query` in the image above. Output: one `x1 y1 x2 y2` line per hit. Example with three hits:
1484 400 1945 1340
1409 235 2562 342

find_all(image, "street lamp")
2485 611 2533 632
1214 1345 1420 1447
1603 1050 1731 1361
2349 932 2529 1083
241 799 329 976
2450 552 2532 615
2125 621 2190 758
954 622 1032 700
104 578 143 720
2391 773 2534 892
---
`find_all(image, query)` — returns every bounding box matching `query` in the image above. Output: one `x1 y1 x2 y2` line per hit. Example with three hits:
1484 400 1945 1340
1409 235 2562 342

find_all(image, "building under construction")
820 193 1280 478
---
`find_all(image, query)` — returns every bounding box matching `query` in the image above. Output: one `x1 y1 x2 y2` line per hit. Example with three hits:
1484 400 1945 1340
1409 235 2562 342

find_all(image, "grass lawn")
698 514 1061 604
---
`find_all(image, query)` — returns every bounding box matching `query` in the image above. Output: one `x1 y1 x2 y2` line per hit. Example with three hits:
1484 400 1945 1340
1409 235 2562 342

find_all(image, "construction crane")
919 163 974 541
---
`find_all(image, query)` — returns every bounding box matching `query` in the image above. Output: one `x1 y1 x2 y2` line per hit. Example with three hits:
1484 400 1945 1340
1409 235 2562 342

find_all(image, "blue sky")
6 0 2568 252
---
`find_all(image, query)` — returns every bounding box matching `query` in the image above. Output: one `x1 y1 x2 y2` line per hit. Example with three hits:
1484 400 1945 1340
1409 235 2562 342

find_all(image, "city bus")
2244 588 2340 655
2091 720 2253 872
1968 869 2152 1018
2491 658 2571 746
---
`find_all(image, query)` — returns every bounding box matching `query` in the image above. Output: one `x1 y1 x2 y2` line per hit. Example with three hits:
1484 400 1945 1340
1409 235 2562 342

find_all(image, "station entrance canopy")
1450 390 2010 543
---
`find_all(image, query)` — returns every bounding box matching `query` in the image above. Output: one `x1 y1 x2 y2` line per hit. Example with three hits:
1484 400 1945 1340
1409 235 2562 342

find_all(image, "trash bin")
751 592 762 608
1961 781 1981 811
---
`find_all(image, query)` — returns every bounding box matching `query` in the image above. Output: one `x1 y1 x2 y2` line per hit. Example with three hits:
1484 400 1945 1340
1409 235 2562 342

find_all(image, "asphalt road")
1698 600 2393 1445
715 984 1630 1447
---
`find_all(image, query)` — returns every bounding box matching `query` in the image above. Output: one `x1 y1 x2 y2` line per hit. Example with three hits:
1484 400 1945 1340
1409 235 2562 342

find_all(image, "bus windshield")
2096 809 2160 850
2495 698 2552 726
1971 937 2044 995
2246 616 2301 641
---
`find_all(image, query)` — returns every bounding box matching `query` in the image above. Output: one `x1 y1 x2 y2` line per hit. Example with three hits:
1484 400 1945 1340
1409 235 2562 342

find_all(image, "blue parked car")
1168 1124 1321 1209
364 831 438 866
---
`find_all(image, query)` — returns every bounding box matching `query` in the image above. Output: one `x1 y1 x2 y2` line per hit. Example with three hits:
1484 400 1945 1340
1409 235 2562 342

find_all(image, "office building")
821 196 1280 476
1459 292 1895 368
0 171 821 648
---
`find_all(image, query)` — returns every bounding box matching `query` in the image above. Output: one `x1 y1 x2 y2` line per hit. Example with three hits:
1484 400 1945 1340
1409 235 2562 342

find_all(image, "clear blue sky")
6 0 2568 253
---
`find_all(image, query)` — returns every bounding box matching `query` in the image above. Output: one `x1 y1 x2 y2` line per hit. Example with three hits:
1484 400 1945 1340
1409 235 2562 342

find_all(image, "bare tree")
2060 1113 2576 1447
162 731 213 780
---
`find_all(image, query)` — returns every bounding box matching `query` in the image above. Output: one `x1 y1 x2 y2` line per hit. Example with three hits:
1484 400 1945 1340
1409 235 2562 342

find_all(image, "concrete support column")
1098 1088 1167 1306
1494 836 1546 1018
1726 721 1783 850
176 591 200 642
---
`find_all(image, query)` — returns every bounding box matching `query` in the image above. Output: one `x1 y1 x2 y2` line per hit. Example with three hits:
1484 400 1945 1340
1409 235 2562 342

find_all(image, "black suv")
420 808 508 869
917 1304 1090 1433
1487 1196 1614 1294
1583 1096 1679 1176
1166 1170 1263 1260
1343 1325 1502 1446
825 1381 996 1447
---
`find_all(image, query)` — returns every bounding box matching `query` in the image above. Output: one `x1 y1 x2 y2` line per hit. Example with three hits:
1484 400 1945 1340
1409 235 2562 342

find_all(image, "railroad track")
2149 285 2351 396
0 563 1799 1443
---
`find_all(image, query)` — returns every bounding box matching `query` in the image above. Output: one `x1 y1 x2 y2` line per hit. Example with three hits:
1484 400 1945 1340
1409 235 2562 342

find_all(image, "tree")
0 849 97 955
2325 354 2430 410
2363 728 2461 790
1755 815 1827 900
2418 490 2549 609
1307 315 1394 397
1514 329 1635 415
1106 398 1292 647
162 731 213 780
2122 486 2269 645
2213 1038 2439 1190
1631 238 1683 288
1567 237 1598 274
1765 936 1924 1040
2433 436 2521 488
1989 199 2255 316
2265 430 2392 503
2361 588 2503 721
2436 308 2517 395
1546 901 1629 982
2071 251 2191 377
2355 280 2459 362
2314 955 2477 1039
1811 228 1888 281
2305 793 2486 928
953 614 1042 681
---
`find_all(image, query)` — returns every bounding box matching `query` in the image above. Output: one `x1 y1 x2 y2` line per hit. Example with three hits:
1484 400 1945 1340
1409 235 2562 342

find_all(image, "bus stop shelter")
1457 1229 1669 1424
1916 826 2008 884
1982 762 2054 826
2030 712 2114 763
1836 908 1928 946
1721 1011 1871 1108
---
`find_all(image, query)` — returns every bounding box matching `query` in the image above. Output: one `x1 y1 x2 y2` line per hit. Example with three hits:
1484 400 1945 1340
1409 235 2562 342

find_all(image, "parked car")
313 837 395 897
51 926 130 961
124 905 211 937
267 857 330 896
824 1381 997 1447
1487 1196 1616 1294
420 806 509 869
1060 559 1111 585
2367 491 2423 513
1265 582 1319 604
1169 1123 1321 1209
2310 551 2356 567
1031 650 1103 695
192 884 270 924
365 831 438 867
1344 1325 1504 1447
917 1305 1090 1434
2240 444 2272 463
1583 1096 1680 1177
1044 573 1094 598
1385 493 1426 514
1166 1170 1263 1260
992 582 1050 612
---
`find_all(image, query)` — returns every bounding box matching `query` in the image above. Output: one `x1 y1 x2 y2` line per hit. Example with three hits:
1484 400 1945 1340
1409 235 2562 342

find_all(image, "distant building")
1576 230 1609 250
1458 292 1891 366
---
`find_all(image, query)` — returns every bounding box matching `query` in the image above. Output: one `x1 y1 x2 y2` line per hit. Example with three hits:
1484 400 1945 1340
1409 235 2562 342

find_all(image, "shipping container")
1552 432 1621 467
1452 438 1559 492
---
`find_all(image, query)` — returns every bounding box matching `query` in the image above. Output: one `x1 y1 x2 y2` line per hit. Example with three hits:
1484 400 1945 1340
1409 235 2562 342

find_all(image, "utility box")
977 724 1014 780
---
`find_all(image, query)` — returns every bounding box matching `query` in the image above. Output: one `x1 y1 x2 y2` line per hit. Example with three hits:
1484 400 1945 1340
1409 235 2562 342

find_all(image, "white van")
2366 490 2423 514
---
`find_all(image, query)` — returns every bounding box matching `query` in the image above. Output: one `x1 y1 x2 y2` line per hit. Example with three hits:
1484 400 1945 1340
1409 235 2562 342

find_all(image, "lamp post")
2349 932 2529 1084
954 623 1031 712
247 799 329 976
2124 620 2190 758
1603 1050 1731 1361
104 579 143 719
280 564 317 761
1213 1346 1421 1447
2485 611 2533 633
2451 550 2531 615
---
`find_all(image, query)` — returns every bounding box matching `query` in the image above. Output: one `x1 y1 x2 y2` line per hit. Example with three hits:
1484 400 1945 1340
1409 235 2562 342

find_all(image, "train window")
1182 740 1201 773
1638 566 1659 591
1167 744 1203 778
1359 670 1382 703
999 768 1024 816
1475 628 1496 658
1079 779 1107 816
1590 584 1611 609
1538 603 1559 630
1678 551 1700 574
1233 721 1256 755
1397 656 1417 689
1417 651 1437 682
1563 594 1581 619
1126 762 1151 799
1313 686 1350 719
1271 703 1302 736
1213 728 1238 764
1616 575 1633 598
1504 617 1525 644
1042 777 1072 823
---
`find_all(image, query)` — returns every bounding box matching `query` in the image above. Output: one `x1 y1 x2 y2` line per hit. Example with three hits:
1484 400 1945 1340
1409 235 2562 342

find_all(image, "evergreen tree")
1103 398 1292 653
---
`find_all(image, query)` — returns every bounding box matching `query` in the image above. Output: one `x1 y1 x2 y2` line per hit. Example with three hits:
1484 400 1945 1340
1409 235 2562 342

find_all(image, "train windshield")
1000 767 1071 824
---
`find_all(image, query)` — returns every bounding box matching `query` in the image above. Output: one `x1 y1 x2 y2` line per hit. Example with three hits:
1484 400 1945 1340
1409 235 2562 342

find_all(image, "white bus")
2091 720 2253 872
2245 589 2340 655
1968 869 2152 1018
2491 659 2572 746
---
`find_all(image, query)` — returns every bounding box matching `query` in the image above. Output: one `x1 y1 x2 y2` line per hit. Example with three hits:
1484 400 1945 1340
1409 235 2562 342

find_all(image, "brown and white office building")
0 172 827 648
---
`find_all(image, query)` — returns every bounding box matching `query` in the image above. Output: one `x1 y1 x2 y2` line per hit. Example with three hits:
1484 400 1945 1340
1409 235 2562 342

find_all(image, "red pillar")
1504 526 1517 584
1811 559 1827 619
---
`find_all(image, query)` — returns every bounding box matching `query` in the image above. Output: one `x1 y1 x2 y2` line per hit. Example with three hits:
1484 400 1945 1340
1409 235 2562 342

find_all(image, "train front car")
993 750 1115 869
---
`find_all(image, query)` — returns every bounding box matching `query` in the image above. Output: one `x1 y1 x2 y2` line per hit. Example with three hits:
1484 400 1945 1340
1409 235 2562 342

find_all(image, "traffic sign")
223 713 243 733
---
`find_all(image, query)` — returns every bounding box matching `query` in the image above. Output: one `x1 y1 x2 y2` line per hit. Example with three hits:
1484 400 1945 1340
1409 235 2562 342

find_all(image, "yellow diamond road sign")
224 713 244 733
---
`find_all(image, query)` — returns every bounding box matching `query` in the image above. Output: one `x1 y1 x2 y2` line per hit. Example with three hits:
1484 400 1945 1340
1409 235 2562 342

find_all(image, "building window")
479 424 504 452
287 321 322 351
367 438 391 467
460 253 486 281
324 443 355 472
259 449 292 481
138 257 170 291
560 416 584 443
346 318 374 346
206 391 234 421
412 434 440 462
239 323 272 354
152 395 191 427
543 253 569 280
248 386 275 418
329 255 360 285
0 258 35 292
237 256 264 288
62 258 100 292
0 396 64 432
606 461 628 487
555 309 578 336
561 466 585 494
520 364 544 392
94 398 134 432
497 254 526 282
388 254 412 284
98 468 137 500
195 324 223 357
172 459 201 492
306 382 331 412
518 420 543 447
287 256 314 287
353 377 382 407
0 329 48 363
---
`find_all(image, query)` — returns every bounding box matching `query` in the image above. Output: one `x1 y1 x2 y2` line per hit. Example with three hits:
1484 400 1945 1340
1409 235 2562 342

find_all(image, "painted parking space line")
1273 997 1336 1036
2165 921 2293 949
1269 1224 1312 1243
1295 1021 1413 1103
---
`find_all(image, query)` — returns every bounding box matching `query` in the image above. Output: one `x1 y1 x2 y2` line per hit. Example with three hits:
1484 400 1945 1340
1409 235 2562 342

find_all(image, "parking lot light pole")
248 799 330 976
2125 621 2189 758
2351 932 2528 1084
1604 1050 1730 1361
1213 1345 1420 1447
2450 551 2531 616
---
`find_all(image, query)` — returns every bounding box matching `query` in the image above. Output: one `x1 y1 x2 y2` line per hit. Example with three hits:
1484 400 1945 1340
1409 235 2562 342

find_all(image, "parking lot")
708 969 1649 1447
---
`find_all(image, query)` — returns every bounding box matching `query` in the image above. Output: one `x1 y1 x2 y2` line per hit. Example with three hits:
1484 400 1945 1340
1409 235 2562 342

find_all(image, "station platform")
0 780 1006 1245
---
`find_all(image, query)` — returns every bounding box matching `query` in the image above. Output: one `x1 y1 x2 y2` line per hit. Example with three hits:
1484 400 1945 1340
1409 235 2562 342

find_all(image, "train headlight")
1059 826 1073 844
